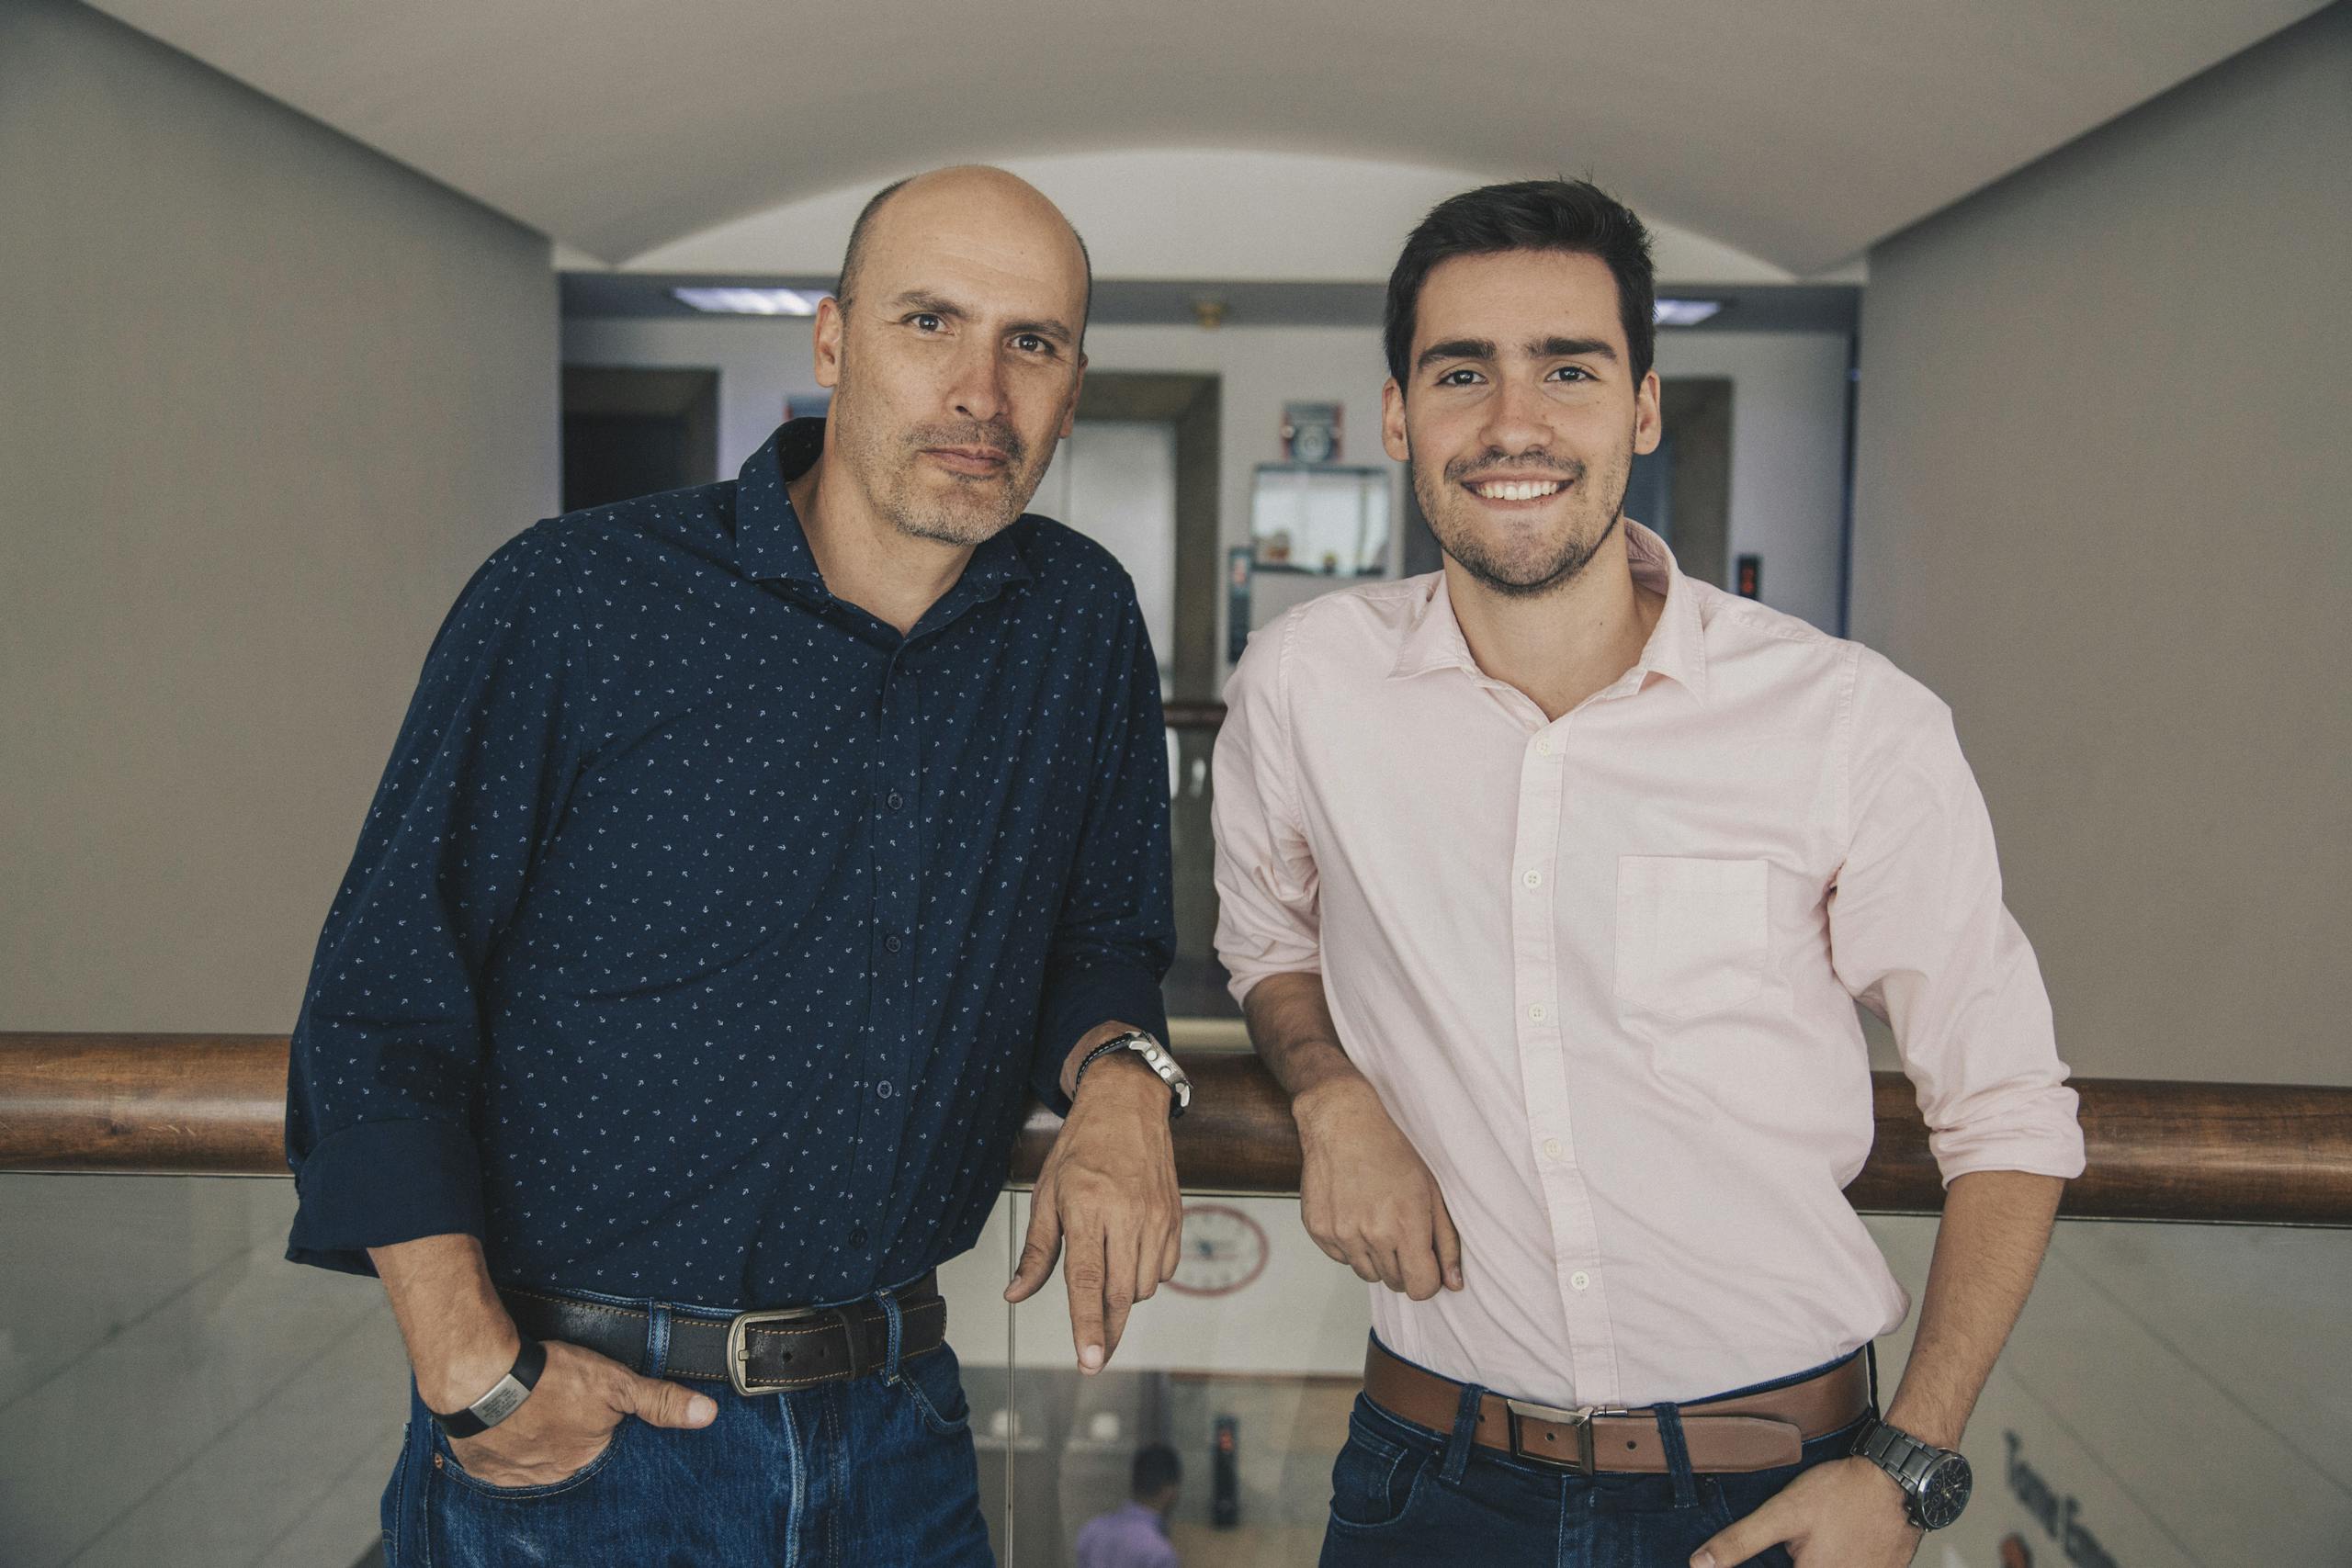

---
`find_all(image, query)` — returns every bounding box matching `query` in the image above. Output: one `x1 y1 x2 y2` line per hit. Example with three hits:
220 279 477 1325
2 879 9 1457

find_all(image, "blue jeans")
380 1291 991 1567
1318 1348 1873 1568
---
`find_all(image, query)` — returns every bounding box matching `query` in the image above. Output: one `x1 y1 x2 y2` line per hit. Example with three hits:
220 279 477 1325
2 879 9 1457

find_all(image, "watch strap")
433 1337 547 1438
1071 1030 1190 1119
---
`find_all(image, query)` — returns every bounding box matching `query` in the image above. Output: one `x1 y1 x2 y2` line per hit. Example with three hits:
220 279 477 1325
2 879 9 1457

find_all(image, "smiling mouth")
1464 476 1570 502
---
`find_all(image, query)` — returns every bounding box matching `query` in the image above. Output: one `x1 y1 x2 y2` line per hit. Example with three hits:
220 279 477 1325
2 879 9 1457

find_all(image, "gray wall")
1853 11 2352 1566
0 2 555 1562
1851 4 2350 1089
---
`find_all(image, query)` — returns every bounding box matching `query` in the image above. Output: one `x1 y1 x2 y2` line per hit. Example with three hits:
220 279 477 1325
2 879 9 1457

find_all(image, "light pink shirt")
1212 524 2084 1410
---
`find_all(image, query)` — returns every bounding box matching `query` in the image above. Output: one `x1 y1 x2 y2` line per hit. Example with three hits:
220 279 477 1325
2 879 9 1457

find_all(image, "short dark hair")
834 174 1096 335
1383 178 1656 389
1131 1442 1182 1499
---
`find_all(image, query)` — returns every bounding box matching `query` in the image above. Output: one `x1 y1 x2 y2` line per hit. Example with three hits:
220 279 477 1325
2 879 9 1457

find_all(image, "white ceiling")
88 0 2327 275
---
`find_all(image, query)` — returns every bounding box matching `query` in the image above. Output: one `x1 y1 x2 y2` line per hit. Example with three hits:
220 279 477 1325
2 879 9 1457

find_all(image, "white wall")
1655 330 1853 629
0 1 558 1562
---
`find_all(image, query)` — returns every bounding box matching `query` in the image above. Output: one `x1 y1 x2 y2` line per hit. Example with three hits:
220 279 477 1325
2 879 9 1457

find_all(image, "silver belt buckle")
1504 1398 1623 1472
724 1303 827 1397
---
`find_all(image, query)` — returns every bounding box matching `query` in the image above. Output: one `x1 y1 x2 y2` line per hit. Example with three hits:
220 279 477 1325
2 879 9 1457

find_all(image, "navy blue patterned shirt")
285 421 1173 1309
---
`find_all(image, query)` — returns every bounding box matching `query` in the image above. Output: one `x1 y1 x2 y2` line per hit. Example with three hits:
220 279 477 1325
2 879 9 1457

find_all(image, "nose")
944 335 1007 426
1477 375 1550 457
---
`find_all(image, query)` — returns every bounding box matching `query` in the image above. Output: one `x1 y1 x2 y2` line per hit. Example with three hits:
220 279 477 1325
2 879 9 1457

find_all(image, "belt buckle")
1504 1398 1621 1472
724 1304 828 1397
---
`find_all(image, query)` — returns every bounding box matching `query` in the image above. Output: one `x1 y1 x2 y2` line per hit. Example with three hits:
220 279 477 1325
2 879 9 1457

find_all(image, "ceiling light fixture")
672 287 829 316
1653 299 1724 327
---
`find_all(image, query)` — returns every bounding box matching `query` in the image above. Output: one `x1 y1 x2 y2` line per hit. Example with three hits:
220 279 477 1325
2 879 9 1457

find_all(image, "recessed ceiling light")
1653 299 1724 327
672 287 829 316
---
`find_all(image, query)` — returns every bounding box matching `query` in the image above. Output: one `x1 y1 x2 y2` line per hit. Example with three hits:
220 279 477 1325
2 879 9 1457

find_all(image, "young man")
1213 179 2084 1567
285 165 1193 1565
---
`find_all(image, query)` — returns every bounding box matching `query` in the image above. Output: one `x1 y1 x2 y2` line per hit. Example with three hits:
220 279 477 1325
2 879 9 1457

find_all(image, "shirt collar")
1387 518 1709 700
733 418 1035 599
1624 519 1710 699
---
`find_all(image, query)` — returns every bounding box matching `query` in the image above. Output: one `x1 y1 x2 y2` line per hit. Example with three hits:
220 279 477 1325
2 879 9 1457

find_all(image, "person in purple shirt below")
1075 1443 1183 1568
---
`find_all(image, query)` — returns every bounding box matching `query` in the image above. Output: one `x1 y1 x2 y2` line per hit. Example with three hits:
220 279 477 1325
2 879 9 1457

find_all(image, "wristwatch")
1073 1029 1193 1119
1851 1417 1973 1530
431 1337 548 1438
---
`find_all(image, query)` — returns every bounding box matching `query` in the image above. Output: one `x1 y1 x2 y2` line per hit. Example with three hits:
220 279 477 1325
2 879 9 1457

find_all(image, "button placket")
1511 719 1620 1406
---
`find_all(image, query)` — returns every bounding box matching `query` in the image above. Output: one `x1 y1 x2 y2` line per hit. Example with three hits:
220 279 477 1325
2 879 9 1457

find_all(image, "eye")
1548 365 1593 383
1436 367 1484 387
908 312 945 333
1012 333 1057 357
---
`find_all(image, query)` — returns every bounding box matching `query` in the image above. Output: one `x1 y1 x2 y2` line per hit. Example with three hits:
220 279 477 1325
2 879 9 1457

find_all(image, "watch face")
1917 1451 1973 1529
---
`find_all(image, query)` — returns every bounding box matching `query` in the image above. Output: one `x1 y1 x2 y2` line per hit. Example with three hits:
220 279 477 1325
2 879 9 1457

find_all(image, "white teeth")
1475 479 1562 501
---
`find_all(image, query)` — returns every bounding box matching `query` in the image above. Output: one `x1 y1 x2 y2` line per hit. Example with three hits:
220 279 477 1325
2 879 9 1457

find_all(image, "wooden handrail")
3 1034 2348 1226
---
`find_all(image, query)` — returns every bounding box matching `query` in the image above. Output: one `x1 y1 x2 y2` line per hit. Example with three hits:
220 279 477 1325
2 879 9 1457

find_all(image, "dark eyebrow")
1416 337 1496 372
1531 335 1618 363
890 289 968 321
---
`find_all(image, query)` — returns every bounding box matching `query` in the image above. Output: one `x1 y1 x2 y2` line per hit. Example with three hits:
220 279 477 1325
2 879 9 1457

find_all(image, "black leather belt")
498 1273 946 1397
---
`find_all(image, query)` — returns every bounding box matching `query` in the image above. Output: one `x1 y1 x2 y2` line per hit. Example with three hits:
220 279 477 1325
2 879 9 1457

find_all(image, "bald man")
287 166 1188 1565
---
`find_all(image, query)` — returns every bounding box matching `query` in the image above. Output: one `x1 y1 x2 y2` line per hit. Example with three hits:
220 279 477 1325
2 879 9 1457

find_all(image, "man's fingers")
1690 1496 1791 1568
1432 1192 1465 1292
1102 1231 1141 1363
1397 1236 1442 1302
1159 1220 1182 1284
1004 1191 1064 1303
624 1373 718 1430
1063 1227 1110 1373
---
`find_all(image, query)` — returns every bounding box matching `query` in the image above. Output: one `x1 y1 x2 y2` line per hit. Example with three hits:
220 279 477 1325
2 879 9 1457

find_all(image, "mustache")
907 419 1026 467
1442 451 1586 486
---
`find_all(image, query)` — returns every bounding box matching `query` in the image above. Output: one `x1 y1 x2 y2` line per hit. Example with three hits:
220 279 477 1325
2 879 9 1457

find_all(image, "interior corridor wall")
1851 4 2348 1089
1849 11 2352 1566
0 1 557 1562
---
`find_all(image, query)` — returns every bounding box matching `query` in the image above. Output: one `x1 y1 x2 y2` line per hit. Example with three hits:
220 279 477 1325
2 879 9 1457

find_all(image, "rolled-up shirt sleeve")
1212 615 1323 1005
285 524 590 1274
1030 587 1176 1116
1828 651 2085 1185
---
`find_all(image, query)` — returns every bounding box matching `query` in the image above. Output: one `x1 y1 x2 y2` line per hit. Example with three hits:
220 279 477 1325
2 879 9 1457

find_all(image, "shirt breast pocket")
1614 855 1769 1021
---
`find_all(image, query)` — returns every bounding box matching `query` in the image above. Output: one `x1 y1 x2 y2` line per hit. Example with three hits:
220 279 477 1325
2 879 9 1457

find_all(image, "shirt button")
876 1081 894 1100
850 1225 869 1247
1522 870 1543 889
1528 1003 1547 1022
885 934 902 953
885 791 904 811
1543 1138 1563 1160
1534 738 1553 756
1570 1270 1591 1292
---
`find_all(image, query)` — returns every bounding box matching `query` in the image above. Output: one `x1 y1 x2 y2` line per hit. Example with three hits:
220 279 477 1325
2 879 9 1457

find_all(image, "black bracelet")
432 1337 548 1438
1070 1036 1136 1098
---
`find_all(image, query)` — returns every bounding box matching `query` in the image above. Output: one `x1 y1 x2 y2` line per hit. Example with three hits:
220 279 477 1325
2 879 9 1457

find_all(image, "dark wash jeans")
380 1288 991 1567
1319 1344 1874 1568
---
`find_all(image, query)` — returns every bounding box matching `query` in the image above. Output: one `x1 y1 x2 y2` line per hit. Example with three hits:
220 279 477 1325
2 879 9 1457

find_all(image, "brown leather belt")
1363 1337 1869 1475
499 1273 945 1397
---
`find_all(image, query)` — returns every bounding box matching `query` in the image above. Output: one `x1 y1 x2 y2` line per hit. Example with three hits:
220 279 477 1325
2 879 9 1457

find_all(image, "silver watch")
1851 1418 1973 1530
1079 1029 1193 1118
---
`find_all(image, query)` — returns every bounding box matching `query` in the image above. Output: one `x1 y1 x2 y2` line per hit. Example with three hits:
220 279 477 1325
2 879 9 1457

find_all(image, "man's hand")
1295 1072 1462 1300
1003 1031 1182 1374
439 1339 718 1487
369 1232 715 1490
1691 1456 1921 1568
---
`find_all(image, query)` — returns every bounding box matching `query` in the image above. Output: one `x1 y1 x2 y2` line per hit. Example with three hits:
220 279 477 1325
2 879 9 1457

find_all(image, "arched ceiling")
86 0 2326 276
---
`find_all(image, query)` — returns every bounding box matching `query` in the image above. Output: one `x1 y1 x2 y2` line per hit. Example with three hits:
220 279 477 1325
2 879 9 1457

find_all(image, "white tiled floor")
0 1176 401 1568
